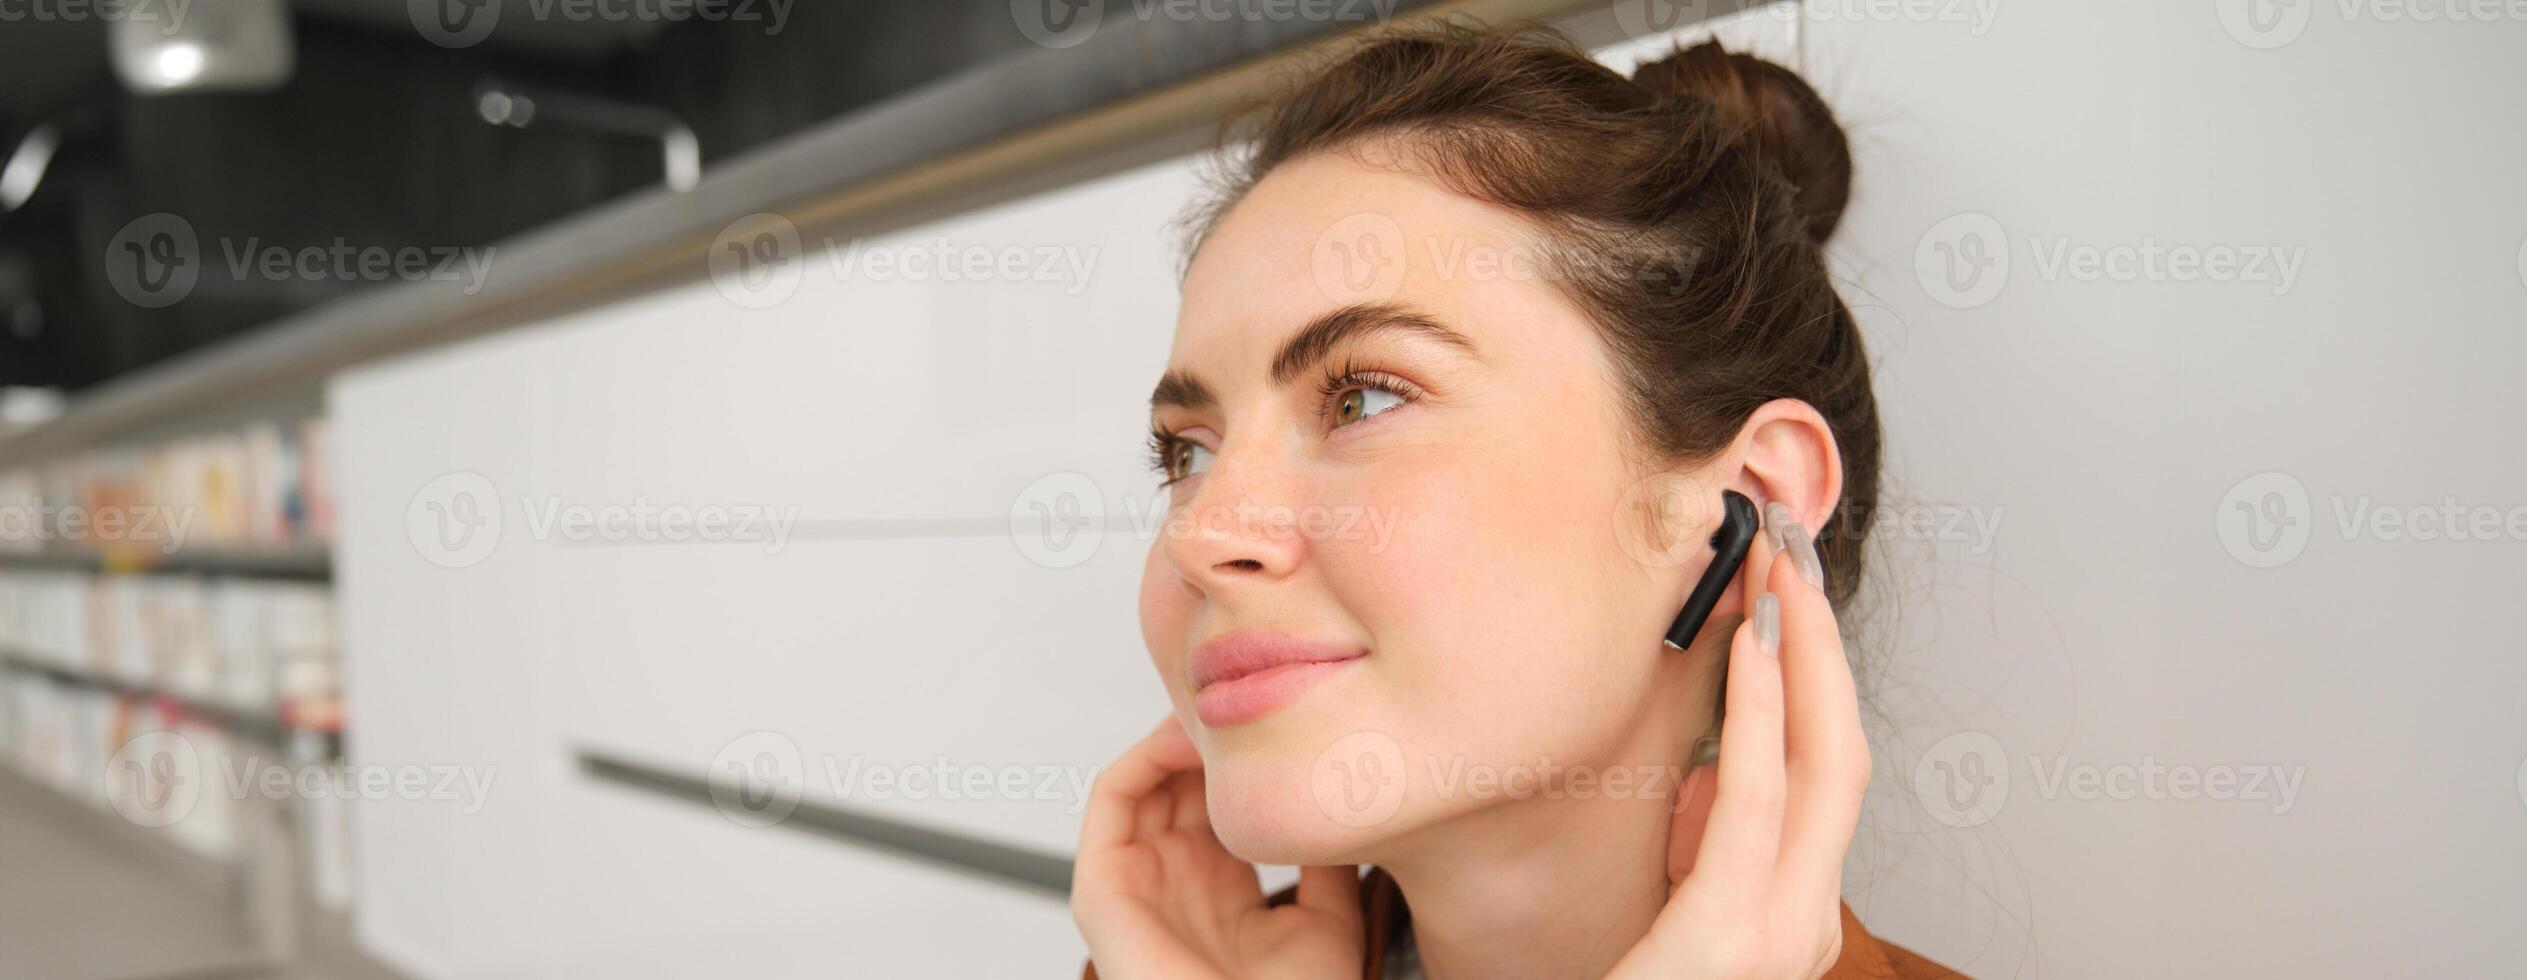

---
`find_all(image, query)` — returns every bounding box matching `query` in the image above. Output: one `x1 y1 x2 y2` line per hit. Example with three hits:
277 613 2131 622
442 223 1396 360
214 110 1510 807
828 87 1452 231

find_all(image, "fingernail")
1691 733 1721 769
1782 520 1826 592
1753 593 1780 657
1762 500 1792 553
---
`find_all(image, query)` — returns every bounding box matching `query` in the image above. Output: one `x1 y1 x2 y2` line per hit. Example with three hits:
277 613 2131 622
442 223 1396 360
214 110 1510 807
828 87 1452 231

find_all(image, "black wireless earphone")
1661 489 1761 652
1664 489 1759 770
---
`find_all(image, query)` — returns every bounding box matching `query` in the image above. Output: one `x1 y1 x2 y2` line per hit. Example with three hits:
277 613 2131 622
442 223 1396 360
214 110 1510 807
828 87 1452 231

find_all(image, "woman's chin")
1200 750 1405 866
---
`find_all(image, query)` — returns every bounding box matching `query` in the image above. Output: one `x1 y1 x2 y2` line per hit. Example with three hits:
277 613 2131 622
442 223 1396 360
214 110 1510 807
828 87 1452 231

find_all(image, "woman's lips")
1188 631 1365 727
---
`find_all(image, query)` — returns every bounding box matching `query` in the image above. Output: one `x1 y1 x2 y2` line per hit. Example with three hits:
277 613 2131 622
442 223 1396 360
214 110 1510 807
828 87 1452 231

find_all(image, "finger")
1768 530 1870 905
1740 502 1782 621
1171 767 1212 834
1684 599 1787 892
1664 749 1720 885
1665 502 1770 887
1081 715 1203 853
1294 864 1365 929
1136 773 1179 843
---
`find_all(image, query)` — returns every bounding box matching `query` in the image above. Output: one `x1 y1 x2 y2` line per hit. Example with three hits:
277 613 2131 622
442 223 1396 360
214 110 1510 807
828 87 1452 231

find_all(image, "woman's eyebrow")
1148 302 1480 413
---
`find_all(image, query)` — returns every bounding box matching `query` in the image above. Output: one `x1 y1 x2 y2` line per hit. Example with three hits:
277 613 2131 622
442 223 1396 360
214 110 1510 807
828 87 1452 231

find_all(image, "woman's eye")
1167 441 1215 482
1333 387 1404 428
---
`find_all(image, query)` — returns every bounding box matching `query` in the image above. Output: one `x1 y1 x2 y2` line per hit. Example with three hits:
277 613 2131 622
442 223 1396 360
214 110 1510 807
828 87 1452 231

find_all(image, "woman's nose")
1157 454 1306 593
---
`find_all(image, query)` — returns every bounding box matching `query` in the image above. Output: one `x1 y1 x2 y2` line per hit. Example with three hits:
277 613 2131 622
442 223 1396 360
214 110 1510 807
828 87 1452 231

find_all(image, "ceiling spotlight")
475 81 701 194
113 0 295 95
1 125 63 213
154 43 208 86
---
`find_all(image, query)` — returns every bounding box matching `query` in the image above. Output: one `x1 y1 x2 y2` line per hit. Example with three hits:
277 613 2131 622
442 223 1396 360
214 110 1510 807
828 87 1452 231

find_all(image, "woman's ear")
1733 398 1843 534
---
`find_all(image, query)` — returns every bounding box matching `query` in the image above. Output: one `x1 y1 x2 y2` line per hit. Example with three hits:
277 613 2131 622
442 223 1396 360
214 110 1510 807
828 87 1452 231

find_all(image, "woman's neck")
1371 733 1695 980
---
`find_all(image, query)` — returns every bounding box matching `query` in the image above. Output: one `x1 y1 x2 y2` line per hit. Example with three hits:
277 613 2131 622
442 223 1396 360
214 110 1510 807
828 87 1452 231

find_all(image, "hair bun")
1632 40 1852 244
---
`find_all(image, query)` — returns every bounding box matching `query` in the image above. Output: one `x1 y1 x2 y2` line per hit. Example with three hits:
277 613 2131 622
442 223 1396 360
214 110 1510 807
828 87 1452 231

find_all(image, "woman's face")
1138 147 1728 865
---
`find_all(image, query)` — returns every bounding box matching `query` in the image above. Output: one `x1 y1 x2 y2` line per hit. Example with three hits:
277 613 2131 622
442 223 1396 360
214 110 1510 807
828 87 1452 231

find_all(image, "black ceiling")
0 1 1047 392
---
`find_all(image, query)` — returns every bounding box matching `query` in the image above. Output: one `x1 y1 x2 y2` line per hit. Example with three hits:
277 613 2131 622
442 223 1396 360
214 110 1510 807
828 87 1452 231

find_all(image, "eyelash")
1145 359 1423 486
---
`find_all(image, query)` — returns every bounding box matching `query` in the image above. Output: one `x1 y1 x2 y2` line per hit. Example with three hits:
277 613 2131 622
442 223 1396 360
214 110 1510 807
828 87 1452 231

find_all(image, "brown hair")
1183 17 1879 609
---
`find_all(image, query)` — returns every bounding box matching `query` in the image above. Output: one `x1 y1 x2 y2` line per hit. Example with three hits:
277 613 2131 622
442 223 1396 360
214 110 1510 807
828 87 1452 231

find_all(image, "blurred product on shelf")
0 568 352 908
0 570 336 727
0 416 336 560
0 412 357 953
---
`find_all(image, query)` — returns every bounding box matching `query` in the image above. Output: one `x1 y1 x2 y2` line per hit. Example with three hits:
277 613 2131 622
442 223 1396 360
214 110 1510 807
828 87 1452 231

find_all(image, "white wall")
334 3 2527 977
333 149 1202 978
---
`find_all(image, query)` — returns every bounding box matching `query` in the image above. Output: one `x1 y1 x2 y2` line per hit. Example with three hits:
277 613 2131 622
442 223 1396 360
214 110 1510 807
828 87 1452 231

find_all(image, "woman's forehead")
1171 155 1565 375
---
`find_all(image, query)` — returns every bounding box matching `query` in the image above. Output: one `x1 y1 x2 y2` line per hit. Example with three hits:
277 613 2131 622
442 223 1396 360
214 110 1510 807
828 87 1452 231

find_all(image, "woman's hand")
1609 507 1873 980
1071 715 1365 980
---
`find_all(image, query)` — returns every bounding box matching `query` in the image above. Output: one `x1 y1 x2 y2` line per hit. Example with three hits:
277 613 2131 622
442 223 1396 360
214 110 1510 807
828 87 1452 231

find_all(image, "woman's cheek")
1137 540 1192 686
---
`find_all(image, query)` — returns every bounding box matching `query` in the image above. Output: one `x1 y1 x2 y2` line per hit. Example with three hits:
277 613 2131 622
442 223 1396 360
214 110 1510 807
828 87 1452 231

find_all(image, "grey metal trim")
0 544 332 581
579 749 1076 898
0 0 1633 467
0 648 317 750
